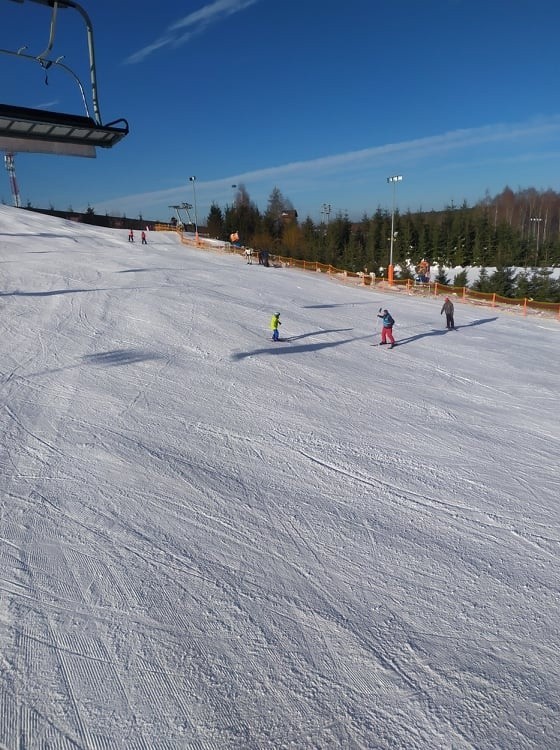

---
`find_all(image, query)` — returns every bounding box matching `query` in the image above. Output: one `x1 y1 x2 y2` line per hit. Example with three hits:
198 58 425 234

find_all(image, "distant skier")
141 230 147 245
270 312 281 341
244 247 253 265
377 308 395 348
441 297 455 329
128 229 134 242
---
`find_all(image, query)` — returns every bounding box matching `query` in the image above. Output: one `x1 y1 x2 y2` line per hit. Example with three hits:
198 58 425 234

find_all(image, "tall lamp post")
189 176 199 244
231 184 237 226
386 175 402 284
530 216 542 266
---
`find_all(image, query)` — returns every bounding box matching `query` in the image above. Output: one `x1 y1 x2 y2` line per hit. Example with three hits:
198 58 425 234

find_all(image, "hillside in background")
10 184 560 299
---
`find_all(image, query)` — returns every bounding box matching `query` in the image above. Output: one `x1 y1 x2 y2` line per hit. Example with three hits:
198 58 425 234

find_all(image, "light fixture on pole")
386 175 402 284
530 216 542 266
321 203 331 227
189 176 199 243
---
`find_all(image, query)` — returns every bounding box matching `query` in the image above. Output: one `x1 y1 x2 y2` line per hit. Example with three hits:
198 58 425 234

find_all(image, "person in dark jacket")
441 297 455 329
377 308 395 348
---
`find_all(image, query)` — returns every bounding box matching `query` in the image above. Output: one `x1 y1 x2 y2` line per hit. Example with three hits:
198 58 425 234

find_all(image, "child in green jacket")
270 312 281 341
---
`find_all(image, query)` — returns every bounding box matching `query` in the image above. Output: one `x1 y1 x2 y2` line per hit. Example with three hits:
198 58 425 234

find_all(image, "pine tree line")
205 185 560 302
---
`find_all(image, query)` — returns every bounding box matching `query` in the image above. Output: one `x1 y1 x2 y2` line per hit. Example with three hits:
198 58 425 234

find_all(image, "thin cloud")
36 100 60 110
95 117 560 213
224 117 560 183
125 0 261 65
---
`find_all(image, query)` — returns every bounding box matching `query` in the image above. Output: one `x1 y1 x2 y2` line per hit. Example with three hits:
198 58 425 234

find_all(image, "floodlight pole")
230 184 237 226
530 216 542 266
189 176 199 243
386 175 402 284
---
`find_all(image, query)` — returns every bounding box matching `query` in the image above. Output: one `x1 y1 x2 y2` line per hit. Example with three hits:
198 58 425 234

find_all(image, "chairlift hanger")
0 0 129 157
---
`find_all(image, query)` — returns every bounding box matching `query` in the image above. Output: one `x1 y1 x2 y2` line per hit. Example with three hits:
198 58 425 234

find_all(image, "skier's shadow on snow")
0 232 77 239
396 317 498 346
395 329 449 346
232 330 367 361
83 349 164 366
455 317 498 329
288 327 352 342
23 349 164 378
116 267 179 274
303 303 375 309
0 287 104 297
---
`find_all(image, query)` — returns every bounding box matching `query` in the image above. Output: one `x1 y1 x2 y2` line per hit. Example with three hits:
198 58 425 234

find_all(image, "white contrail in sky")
125 0 261 65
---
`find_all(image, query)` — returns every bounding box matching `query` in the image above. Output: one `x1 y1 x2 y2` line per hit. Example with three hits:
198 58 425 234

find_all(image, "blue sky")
2 0 560 223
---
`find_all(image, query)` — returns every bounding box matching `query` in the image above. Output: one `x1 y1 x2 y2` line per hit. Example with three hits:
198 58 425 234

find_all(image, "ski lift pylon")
0 0 129 157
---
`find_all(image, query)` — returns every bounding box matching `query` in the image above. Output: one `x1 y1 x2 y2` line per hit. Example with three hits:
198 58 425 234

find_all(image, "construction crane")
4 152 21 207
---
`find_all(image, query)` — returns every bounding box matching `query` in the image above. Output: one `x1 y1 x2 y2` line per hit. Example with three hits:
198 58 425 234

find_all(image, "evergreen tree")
229 184 261 245
369 208 387 271
452 268 469 288
341 230 364 272
300 217 321 262
417 219 432 264
488 266 516 297
324 215 351 266
549 276 560 302
471 267 492 292
515 270 532 299
528 269 556 301
206 202 224 239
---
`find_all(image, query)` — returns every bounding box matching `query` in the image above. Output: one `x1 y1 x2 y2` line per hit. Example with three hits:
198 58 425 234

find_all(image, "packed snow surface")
0 205 558 749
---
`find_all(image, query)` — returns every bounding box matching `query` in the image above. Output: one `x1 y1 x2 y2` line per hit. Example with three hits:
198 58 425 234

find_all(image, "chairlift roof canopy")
1 0 129 156
0 104 129 156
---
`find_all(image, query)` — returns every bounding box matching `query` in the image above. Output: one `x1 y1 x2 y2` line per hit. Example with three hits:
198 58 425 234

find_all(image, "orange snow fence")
151 227 560 320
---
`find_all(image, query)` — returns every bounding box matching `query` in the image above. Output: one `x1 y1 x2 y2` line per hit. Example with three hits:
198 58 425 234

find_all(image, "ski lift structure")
0 0 129 158
169 203 194 230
